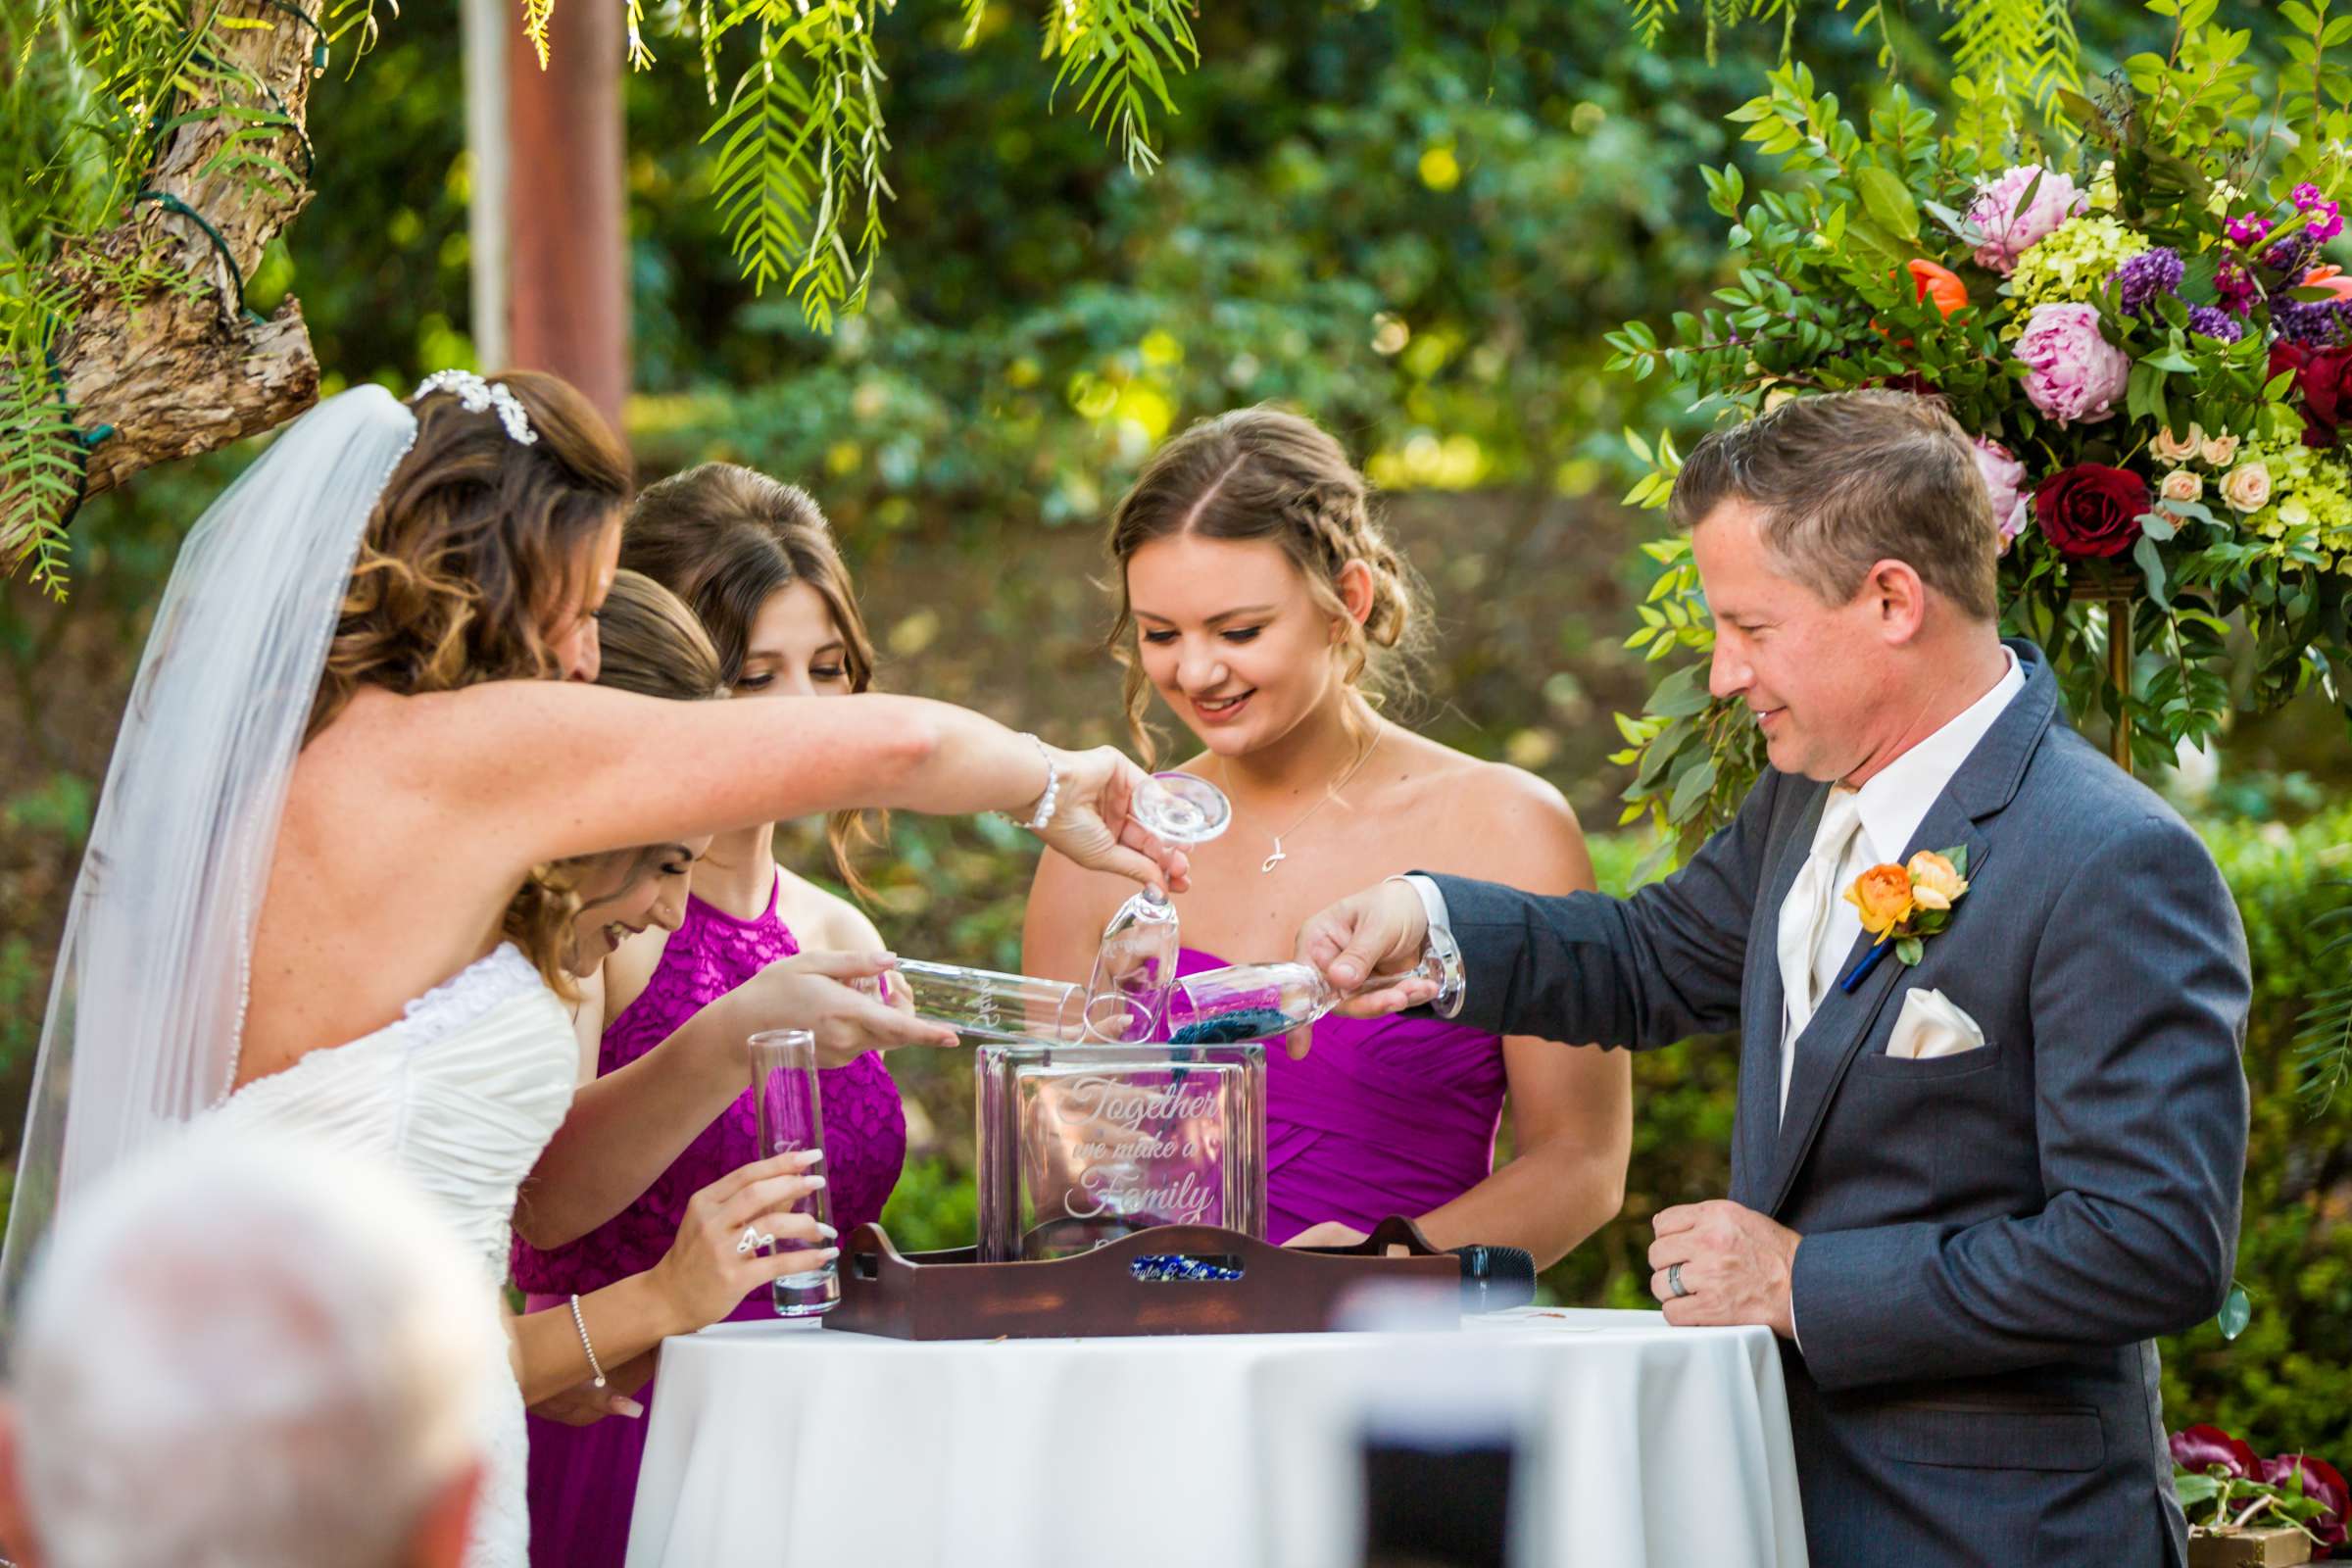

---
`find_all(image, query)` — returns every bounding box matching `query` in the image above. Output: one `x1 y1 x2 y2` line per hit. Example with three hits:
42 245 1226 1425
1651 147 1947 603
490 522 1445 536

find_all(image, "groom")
1297 391 2250 1566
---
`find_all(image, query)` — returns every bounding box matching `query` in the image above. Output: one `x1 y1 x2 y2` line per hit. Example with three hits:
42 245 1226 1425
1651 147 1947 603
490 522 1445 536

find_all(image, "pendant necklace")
1222 731 1384 874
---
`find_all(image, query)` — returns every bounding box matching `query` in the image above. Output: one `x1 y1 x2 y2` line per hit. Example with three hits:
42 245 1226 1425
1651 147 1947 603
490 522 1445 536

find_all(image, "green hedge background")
2 0 2347 1473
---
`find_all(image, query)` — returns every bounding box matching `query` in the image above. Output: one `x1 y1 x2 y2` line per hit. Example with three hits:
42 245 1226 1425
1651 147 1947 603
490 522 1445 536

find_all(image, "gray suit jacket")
1427 641 2249 1568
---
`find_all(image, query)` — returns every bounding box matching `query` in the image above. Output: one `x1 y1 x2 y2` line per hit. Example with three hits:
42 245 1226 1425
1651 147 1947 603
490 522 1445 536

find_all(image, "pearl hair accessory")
412 369 540 446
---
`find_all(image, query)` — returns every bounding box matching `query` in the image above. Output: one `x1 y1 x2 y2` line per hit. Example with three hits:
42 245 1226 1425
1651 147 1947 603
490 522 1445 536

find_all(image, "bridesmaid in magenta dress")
511 464 956 1567
511 877 910 1565
1027 409 1634 1261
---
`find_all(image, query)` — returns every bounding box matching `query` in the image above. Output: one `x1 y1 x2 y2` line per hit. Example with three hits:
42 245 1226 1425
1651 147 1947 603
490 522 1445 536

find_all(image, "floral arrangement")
1843 847 1970 982
1605 0 2352 850
2173 1423 2349 1557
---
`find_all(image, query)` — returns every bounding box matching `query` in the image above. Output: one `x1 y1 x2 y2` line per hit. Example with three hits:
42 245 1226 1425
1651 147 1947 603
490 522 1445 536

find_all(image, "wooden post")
501 0 628 431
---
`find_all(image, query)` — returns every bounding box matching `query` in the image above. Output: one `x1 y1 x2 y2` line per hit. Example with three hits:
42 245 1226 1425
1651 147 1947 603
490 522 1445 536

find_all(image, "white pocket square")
1886 988 1986 1060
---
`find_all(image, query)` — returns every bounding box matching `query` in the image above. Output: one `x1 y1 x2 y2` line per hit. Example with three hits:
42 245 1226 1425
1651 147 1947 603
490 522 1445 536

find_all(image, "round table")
624 1306 1809 1568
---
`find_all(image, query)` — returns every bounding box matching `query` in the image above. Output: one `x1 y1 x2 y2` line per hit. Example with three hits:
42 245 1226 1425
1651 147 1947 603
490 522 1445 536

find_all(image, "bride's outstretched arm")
420 682 1186 888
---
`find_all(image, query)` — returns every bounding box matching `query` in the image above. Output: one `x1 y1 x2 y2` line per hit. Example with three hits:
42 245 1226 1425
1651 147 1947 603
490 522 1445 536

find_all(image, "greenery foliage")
1605 0 2352 861
2157 803 2352 1464
0 0 2343 1484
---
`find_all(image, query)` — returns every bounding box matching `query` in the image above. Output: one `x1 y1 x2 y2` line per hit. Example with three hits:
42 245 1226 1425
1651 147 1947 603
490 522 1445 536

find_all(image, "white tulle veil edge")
0 384 421 1348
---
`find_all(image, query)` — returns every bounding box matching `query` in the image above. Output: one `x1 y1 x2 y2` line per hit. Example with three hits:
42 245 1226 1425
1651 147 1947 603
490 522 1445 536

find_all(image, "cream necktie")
1777 787 1865 1110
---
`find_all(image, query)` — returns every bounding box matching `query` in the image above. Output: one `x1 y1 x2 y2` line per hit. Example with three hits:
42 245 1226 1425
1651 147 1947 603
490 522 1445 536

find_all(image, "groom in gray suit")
1296 390 2250 1566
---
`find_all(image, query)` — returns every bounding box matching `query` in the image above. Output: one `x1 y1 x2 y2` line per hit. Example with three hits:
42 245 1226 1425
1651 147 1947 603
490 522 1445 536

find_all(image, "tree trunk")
41 0 327 511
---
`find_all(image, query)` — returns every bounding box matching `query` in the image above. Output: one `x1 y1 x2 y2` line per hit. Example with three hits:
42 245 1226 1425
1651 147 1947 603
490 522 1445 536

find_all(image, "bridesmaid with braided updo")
1024 408 1633 1264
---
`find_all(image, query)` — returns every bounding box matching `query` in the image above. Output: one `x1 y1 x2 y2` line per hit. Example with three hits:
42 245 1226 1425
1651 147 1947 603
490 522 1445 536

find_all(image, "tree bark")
41 0 327 510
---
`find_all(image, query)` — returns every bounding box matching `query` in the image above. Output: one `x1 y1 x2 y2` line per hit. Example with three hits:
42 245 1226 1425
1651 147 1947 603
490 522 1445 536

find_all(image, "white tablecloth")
625 1307 1808 1568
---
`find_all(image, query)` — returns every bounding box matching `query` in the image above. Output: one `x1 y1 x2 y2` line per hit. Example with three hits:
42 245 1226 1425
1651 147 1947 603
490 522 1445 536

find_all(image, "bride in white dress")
0 370 1186 1567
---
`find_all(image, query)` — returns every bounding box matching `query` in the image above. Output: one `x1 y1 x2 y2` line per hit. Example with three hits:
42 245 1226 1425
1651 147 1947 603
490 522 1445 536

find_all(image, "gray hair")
9 1127 498 1568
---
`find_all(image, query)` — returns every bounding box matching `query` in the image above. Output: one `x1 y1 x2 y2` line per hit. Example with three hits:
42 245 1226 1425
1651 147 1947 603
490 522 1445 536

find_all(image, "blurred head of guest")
0 1128 501 1568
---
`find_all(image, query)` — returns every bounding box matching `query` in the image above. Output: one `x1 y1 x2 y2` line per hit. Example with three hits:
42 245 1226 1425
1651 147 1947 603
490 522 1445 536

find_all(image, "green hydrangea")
2004 215 2153 311
2235 439 2352 575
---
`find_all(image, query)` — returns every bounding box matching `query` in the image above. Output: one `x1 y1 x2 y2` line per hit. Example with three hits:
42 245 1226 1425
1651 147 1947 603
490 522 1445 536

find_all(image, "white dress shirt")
1771 647 2022 1115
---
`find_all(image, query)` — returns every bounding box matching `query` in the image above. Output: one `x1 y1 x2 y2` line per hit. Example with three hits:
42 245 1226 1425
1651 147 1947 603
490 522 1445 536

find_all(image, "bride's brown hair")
307 370 634 741
308 369 633 989
1103 406 1431 765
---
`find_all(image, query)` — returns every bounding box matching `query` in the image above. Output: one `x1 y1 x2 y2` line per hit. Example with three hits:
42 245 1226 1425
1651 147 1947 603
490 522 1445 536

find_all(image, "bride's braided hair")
1104 406 1430 765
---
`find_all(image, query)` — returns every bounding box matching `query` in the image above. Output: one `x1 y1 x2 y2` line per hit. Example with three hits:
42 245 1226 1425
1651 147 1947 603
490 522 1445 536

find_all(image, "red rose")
2272 340 2352 449
2033 463 2151 559
2171 1424 2261 1479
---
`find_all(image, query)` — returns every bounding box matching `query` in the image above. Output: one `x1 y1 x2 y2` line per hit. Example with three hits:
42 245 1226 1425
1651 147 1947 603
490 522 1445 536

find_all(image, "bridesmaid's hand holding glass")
648 1151 837 1333
721 951 960 1067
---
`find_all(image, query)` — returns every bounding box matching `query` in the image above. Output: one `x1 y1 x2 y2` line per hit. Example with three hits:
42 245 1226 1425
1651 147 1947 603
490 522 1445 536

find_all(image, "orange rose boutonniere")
1839 847 1971 991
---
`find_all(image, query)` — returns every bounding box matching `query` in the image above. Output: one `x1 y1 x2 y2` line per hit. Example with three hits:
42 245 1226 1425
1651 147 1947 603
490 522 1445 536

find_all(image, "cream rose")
2199 432 2241 467
1905 851 1970 912
2221 461 2274 514
2160 469 2204 505
2150 424 2204 466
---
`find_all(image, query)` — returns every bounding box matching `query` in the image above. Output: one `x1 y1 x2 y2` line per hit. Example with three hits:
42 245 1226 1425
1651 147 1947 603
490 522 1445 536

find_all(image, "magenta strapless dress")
1176 948 1507 1243
510 879 906 1568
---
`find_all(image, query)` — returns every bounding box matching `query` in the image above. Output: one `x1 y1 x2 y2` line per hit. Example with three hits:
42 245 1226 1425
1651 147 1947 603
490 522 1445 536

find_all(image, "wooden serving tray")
826 1215 1460 1341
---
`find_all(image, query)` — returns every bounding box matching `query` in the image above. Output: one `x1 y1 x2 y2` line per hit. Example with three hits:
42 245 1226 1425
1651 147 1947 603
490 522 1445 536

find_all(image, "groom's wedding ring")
1666 1261 1690 1299
736 1225 775 1256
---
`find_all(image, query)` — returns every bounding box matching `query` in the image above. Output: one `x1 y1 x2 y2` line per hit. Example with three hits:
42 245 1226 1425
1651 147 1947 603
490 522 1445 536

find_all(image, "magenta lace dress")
509 877 906 1568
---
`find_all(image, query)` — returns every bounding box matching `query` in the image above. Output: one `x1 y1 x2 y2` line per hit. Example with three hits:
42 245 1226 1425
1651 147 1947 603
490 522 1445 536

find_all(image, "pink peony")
1967 165 2090 274
1972 437 2031 544
2018 303 2131 425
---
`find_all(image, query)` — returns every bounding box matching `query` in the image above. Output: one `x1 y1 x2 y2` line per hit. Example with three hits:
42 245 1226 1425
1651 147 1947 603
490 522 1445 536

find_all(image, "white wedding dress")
204 943 579 1568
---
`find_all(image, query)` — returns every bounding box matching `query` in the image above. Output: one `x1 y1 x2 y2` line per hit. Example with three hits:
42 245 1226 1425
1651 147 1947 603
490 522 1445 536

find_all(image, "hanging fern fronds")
705 19 821 300
1044 0 1199 177
1625 0 2082 138
703 0 893 330
2294 883 2352 1115
521 0 554 69
625 0 655 70
1942 0 2082 151
1625 0 1679 51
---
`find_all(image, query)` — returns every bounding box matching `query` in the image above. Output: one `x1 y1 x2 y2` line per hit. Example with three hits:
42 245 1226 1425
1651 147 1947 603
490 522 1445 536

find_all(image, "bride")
0 369 1184 1566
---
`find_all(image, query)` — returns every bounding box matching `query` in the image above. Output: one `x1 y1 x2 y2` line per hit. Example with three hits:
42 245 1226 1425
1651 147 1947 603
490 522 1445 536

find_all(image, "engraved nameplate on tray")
975 1043 1266 1263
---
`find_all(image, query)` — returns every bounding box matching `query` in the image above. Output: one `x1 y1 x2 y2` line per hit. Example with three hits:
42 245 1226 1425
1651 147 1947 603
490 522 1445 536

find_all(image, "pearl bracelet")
1015 732 1061 832
569 1294 608 1389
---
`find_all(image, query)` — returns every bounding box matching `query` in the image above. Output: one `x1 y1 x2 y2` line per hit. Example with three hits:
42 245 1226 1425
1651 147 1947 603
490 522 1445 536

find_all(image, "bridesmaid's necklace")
1221 730 1384 874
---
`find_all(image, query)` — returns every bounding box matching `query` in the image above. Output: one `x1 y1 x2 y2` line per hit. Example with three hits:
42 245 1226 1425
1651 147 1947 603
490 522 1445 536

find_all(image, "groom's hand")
1289 879 1434 1058
1647 1200 1801 1339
